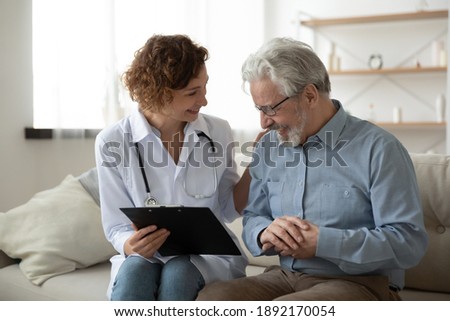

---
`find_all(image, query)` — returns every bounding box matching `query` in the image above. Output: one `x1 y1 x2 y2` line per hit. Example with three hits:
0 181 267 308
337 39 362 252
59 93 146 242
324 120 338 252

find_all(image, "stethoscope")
135 131 218 206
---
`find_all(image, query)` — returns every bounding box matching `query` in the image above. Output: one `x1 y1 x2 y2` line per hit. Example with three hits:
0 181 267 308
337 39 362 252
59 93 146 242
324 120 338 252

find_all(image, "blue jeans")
110 255 205 301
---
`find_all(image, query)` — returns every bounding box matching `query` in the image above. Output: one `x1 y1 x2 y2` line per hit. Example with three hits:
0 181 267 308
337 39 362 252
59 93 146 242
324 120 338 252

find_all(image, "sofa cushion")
0 261 111 300
78 167 100 206
0 174 117 285
407 153 450 293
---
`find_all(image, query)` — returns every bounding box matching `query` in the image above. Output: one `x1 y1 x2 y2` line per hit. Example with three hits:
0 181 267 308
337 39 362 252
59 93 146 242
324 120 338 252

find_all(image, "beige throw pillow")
0 175 116 285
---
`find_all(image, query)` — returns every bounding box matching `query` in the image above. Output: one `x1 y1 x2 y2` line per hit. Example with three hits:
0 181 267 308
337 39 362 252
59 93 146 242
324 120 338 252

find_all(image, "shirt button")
343 190 350 198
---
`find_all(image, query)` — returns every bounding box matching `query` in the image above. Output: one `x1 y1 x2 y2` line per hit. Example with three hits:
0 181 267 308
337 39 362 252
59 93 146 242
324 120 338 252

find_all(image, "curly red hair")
122 34 209 113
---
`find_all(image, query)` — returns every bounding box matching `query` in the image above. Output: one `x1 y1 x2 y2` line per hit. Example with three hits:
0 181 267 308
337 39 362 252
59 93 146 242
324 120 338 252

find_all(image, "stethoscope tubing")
135 132 218 205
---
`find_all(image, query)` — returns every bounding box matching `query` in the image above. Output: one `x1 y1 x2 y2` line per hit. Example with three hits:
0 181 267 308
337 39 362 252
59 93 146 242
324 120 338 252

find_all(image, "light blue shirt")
243 99 428 289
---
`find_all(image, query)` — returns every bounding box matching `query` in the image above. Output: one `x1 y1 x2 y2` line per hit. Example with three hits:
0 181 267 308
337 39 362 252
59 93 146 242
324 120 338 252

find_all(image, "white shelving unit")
299 10 448 153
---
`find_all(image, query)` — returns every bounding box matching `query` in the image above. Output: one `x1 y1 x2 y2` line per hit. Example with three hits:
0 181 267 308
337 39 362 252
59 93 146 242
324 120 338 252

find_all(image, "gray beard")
274 110 308 147
277 127 302 147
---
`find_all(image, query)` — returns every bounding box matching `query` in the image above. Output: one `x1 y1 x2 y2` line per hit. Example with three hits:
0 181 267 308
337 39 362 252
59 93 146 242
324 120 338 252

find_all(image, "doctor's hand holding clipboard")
124 223 170 259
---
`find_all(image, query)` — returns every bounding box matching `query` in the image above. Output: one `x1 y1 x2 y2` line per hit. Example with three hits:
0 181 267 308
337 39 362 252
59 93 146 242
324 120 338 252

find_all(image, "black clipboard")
120 206 241 256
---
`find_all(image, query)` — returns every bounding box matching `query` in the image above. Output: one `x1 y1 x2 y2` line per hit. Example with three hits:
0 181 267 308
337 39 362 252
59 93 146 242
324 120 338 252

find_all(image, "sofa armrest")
0 250 16 268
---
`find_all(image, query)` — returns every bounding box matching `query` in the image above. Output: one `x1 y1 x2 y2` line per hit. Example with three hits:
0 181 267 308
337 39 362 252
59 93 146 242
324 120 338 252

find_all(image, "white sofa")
0 153 449 300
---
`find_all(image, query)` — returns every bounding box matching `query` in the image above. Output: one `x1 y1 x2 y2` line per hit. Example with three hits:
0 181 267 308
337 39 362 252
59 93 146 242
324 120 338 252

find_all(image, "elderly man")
197 37 428 301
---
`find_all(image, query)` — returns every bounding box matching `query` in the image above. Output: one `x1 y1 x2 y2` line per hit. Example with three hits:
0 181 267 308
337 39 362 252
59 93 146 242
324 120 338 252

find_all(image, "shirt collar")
129 108 211 143
129 108 158 143
184 114 211 142
310 99 347 148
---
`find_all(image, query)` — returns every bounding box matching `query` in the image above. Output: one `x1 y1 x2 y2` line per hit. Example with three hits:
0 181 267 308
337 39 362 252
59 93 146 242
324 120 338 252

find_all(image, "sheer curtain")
32 0 264 134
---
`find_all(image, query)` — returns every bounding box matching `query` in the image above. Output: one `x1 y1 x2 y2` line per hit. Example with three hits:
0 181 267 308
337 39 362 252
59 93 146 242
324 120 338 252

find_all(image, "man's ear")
302 84 319 105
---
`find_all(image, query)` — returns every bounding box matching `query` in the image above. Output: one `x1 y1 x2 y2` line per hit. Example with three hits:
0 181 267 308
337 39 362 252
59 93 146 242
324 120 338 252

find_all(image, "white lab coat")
94 109 247 298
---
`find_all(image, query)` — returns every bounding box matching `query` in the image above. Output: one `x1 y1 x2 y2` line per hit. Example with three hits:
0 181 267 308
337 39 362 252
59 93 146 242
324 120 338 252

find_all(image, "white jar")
393 107 402 123
436 94 446 123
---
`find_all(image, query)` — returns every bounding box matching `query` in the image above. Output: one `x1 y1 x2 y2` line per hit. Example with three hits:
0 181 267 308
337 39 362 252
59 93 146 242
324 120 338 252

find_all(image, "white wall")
0 0 96 212
1 0 449 211
264 0 448 39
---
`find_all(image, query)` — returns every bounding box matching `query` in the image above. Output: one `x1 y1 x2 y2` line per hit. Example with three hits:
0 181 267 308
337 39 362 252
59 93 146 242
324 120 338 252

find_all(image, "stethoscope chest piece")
144 195 158 207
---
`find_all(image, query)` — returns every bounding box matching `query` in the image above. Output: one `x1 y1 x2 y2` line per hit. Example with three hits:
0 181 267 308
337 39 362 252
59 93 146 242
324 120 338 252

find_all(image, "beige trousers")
197 265 401 301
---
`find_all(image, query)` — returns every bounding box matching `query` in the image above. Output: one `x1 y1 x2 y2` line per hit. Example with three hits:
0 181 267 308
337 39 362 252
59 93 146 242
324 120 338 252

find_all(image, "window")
32 0 264 131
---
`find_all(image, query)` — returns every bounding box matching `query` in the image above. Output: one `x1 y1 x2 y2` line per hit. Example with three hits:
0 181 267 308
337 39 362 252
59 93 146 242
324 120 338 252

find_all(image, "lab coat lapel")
175 115 210 178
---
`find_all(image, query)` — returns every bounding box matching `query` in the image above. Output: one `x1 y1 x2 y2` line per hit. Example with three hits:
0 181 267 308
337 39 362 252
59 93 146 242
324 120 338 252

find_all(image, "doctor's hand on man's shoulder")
259 216 318 259
124 224 171 259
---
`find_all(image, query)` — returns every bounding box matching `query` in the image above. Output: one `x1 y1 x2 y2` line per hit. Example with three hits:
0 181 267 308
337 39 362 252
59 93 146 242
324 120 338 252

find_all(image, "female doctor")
95 34 258 301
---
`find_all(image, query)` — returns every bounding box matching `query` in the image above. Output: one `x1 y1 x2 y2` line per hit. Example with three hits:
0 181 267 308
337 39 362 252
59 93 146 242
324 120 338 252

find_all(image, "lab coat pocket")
184 164 217 199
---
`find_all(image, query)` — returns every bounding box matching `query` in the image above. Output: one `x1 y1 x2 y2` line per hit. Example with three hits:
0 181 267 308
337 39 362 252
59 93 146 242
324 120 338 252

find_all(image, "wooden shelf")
330 66 447 75
301 9 448 143
375 122 446 130
301 10 448 27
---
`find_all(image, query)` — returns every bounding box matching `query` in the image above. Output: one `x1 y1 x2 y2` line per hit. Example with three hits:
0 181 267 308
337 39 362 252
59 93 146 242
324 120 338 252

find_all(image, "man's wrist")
257 228 266 249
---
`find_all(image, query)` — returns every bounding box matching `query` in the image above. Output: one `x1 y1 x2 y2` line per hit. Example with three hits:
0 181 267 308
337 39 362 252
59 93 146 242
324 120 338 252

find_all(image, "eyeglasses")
254 96 292 116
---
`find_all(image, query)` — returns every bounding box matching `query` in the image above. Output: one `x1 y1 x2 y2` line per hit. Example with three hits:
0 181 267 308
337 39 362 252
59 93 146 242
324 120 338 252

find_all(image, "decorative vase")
436 94 446 123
